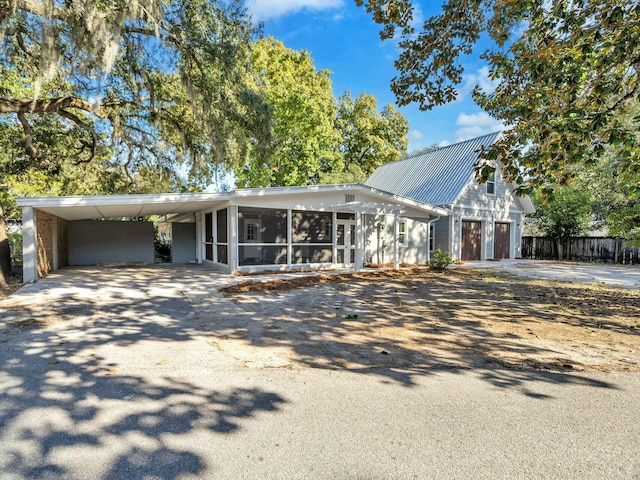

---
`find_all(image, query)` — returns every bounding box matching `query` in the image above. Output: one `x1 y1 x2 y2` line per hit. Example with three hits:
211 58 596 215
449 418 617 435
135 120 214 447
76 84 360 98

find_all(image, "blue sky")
244 0 504 152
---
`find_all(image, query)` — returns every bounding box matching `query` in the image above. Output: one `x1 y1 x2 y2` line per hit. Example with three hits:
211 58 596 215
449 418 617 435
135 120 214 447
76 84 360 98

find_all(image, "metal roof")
365 132 502 206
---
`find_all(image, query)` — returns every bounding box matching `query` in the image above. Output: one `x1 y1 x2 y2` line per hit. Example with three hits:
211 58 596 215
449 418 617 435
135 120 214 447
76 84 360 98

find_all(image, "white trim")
52 216 58 271
393 213 400 269
355 213 362 272
455 204 529 214
22 207 37 283
16 183 450 219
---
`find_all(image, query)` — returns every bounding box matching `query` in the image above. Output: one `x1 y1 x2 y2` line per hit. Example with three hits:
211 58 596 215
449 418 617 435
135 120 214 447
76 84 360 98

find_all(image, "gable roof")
365 132 501 206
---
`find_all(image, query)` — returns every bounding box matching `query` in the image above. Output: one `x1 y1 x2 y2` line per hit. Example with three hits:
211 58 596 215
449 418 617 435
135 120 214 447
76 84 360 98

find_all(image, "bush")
8 233 22 267
429 246 452 270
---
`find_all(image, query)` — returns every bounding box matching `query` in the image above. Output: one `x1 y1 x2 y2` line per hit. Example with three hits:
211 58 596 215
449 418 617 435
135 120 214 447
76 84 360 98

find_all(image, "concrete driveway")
1 264 639 479
453 259 640 289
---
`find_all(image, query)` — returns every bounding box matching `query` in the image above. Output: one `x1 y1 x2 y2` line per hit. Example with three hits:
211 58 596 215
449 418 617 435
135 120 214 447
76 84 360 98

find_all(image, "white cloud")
246 0 344 21
409 130 424 141
456 66 500 102
511 19 529 39
455 112 504 141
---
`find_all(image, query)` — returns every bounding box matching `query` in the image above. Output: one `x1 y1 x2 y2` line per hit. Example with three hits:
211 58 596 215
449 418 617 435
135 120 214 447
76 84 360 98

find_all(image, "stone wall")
36 210 54 277
35 210 69 277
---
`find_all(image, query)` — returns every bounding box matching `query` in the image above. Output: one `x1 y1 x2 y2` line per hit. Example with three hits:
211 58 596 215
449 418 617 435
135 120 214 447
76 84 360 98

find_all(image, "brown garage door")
461 221 482 261
494 222 510 259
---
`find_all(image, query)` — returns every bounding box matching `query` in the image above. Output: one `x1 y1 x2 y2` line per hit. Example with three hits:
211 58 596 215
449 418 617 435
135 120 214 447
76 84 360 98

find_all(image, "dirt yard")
221 268 640 373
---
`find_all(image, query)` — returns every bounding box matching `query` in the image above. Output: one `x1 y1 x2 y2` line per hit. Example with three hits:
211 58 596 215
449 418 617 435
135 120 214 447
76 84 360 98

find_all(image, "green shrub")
429 246 452 270
8 233 22 267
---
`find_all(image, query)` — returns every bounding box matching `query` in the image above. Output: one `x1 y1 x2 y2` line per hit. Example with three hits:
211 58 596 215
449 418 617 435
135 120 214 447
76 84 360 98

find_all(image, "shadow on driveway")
0 264 625 478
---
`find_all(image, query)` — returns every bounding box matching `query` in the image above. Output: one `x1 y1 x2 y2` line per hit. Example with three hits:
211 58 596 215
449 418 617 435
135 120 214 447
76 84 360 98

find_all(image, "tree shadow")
217 268 630 392
0 264 632 478
0 266 287 478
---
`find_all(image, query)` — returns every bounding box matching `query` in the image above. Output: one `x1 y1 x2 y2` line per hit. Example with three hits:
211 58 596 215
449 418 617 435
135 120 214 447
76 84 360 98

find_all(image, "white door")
336 221 355 265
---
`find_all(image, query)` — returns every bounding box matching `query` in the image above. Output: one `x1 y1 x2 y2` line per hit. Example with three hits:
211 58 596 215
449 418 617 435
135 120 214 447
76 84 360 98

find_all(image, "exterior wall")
35 210 54 277
363 214 429 265
171 222 196 264
57 218 69 269
68 220 154 265
432 216 451 254
449 172 524 260
401 218 429 264
363 214 391 265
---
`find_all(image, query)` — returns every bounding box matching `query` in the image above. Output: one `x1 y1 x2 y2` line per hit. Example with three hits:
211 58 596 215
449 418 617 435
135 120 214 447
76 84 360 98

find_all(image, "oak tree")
357 0 640 192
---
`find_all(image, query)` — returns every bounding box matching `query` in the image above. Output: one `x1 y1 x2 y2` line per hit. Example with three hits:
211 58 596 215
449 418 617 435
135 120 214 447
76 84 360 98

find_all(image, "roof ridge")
406 131 501 160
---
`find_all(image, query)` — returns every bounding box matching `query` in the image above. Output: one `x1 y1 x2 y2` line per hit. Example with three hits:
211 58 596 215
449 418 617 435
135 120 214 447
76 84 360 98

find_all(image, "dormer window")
486 171 496 195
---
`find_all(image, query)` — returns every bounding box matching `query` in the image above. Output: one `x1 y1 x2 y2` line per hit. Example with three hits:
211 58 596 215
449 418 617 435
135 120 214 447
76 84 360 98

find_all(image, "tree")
319 92 408 184
237 37 339 187
526 186 592 260
356 0 640 193
0 0 272 186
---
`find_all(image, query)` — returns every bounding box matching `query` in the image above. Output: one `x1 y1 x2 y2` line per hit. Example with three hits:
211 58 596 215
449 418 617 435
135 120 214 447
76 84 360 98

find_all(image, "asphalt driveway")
0 264 639 479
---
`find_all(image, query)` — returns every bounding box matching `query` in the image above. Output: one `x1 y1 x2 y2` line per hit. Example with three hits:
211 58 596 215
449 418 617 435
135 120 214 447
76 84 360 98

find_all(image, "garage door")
461 221 482 261
494 222 510 259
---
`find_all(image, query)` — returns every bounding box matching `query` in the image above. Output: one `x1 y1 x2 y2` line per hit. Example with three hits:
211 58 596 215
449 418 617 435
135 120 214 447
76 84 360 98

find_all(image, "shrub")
429 246 452 270
8 233 22 267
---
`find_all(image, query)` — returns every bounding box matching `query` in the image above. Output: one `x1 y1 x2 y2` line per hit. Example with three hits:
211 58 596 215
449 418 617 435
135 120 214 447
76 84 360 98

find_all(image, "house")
365 132 535 262
15 132 533 283
16 184 448 282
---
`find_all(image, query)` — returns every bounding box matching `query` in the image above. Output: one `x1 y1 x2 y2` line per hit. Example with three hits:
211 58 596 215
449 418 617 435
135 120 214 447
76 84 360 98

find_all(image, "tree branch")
0 97 108 117
16 111 38 159
57 109 98 163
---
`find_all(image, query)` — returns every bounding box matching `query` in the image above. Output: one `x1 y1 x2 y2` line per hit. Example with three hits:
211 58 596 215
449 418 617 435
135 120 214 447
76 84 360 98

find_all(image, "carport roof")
16 184 450 221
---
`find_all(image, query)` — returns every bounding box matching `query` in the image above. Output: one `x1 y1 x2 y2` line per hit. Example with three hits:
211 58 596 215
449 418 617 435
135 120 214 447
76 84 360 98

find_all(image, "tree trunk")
555 238 563 261
0 203 11 288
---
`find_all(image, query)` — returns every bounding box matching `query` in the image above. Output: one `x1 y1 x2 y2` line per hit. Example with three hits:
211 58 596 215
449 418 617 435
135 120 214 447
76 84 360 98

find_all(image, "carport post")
22 206 38 283
354 212 362 273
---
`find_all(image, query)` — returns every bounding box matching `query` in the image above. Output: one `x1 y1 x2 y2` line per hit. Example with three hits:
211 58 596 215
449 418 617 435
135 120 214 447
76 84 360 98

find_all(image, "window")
245 221 261 242
216 208 228 264
486 171 496 195
238 207 287 266
398 221 407 246
204 212 214 261
429 224 435 251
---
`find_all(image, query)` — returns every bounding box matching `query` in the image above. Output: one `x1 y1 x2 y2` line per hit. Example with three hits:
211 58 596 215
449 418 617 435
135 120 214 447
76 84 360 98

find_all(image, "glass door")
336 221 355 265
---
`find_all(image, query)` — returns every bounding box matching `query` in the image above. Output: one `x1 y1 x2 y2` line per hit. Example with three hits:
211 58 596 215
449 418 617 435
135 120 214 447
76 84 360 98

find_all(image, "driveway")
453 259 640 289
0 264 639 479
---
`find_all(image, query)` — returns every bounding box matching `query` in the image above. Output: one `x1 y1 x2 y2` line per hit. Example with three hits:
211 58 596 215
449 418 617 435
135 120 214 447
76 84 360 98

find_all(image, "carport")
17 193 230 283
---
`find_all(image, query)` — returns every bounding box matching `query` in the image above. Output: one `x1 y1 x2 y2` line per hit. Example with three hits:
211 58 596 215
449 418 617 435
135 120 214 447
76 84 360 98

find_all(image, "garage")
494 222 511 259
461 220 482 261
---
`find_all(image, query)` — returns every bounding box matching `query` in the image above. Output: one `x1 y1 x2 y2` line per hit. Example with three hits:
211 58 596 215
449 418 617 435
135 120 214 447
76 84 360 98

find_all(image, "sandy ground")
220 268 640 373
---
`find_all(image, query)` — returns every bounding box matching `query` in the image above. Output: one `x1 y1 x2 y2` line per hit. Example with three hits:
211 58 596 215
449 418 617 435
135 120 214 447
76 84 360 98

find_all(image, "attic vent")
345 194 355 203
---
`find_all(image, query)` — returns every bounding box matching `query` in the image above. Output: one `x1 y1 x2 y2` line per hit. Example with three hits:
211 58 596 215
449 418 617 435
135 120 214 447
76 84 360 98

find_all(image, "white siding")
363 214 429 265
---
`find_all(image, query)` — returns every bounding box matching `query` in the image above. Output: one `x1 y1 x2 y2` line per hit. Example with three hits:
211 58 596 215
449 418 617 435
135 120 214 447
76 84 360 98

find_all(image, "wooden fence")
521 237 640 265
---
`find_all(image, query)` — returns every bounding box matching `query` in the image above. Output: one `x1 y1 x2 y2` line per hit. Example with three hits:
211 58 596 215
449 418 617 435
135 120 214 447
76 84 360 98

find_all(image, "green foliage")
322 92 408 183
8 233 21 267
357 0 640 193
526 186 592 258
607 202 640 247
237 37 339 188
237 38 410 188
429 246 453 270
0 0 272 188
